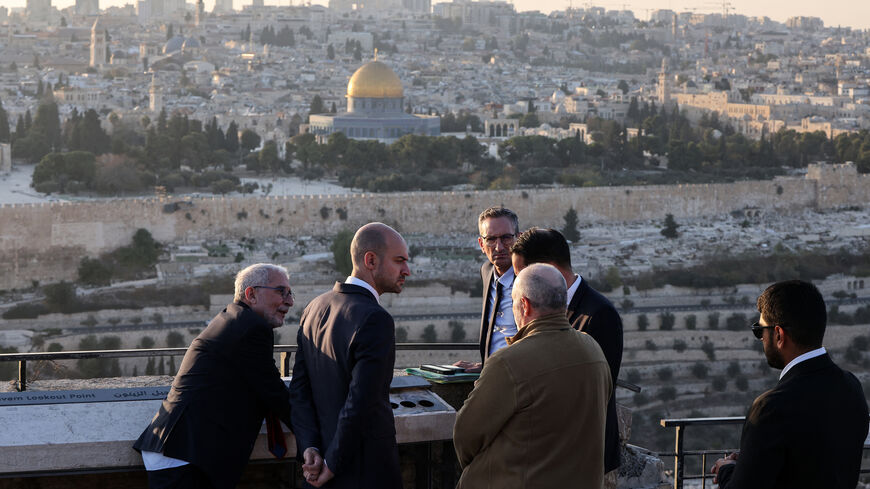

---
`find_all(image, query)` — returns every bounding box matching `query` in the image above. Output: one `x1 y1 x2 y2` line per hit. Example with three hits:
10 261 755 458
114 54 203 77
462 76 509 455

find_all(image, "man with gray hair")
134 263 295 489
454 263 612 489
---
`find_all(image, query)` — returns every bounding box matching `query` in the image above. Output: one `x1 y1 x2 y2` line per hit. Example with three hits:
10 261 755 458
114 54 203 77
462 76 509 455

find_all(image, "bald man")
454 264 612 489
290 223 410 489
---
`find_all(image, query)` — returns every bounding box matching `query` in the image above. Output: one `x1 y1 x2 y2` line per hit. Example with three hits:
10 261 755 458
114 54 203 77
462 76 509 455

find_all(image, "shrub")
330 229 354 276
707 312 720 330
656 367 673 381
637 314 649 331
673 339 687 352
449 320 466 342
47 342 64 352
78 257 113 286
735 375 749 391
725 313 747 331
2 302 48 319
43 281 78 313
633 392 649 405
659 312 675 330
626 368 641 384
422 324 437 343
657 386 677 401
711 376 727 392
395 327 408 343
726 361 741 376
685 314 697 330
166 331 185 348
645 339 657 351
139 336 155 349
691 362 709 379
701 340 716 360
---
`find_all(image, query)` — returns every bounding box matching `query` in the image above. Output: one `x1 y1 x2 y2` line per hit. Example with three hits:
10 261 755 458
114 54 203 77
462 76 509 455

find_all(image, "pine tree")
224 121 239 153
561 207 581 242
0 99 10 143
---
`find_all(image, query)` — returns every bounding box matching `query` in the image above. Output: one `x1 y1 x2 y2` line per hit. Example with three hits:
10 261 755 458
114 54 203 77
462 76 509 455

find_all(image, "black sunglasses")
750 321 775 339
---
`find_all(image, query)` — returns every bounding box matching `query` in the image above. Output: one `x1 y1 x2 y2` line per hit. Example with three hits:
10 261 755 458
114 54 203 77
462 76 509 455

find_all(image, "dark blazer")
133 302 292 489
477 261 498 363
567 278 624 473
717 353 869 489
289 282 402 489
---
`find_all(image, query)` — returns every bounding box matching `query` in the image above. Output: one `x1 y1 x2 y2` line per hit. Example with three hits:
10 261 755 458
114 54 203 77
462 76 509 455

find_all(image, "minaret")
658 58 670 106
89 17 107 68
195 0 204 26
149 74 163 113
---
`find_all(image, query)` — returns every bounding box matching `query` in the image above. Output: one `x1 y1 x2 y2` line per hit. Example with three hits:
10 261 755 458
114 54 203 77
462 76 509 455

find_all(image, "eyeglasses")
255 286 294 301
750 321 775 339
480 234 516 247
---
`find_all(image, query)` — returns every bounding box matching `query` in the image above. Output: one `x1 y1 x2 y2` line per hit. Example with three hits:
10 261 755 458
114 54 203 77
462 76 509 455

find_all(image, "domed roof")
347 61 403 99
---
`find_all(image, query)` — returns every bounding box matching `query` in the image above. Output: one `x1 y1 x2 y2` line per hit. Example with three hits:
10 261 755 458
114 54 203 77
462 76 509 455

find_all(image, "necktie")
487 281 503 356
266 412 287 459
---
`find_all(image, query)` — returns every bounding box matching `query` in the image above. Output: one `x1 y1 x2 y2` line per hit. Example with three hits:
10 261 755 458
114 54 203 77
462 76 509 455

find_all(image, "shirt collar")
779 346 826 380
345 276 380 304
566 274 581 305
495 267 515 288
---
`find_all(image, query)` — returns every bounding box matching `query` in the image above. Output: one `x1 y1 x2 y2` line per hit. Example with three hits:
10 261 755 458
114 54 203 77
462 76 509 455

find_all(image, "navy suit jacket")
289 282 402 489
567 278 624 473
133 302 292 489
717 353 869 489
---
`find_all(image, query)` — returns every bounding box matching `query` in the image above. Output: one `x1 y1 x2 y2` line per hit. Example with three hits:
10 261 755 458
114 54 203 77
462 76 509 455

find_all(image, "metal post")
280 352 291 377
17 360 26 392
701 452 707 489
674 424 684 489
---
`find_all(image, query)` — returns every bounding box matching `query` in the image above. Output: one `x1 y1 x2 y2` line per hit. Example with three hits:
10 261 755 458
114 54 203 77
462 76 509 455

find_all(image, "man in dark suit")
454 207 520 373
510 228 624 482
134 263 295 489
290 222 410 489
711 280 869 489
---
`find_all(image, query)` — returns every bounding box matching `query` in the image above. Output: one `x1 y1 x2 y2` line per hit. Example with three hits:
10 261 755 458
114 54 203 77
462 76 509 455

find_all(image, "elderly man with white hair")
453 263 612 489
134 263 295 489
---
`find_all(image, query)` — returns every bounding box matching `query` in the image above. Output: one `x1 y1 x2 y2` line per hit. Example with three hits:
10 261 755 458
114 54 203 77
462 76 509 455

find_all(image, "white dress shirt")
779 346 826 380
566 274 582 306
345 276 380 304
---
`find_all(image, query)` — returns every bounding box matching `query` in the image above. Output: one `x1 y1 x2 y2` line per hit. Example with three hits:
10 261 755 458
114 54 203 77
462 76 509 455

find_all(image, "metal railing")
0 343 641 393
659 416 870 489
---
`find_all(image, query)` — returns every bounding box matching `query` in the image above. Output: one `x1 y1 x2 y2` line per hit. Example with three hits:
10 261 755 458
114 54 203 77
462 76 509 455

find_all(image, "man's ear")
364 250 378 270
774 325 788 348
244 286 257 303
477 236 486 252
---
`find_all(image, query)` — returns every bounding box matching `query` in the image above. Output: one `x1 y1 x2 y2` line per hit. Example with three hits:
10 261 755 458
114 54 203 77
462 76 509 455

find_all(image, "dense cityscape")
0 1 869 488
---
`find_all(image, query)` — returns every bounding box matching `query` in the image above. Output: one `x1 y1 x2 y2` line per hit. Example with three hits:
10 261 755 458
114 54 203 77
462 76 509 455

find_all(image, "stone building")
308 60 440 143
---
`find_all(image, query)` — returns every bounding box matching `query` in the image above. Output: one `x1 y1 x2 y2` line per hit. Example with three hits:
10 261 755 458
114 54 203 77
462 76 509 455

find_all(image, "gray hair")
515 263 567 313
234 263 290 302
478 207 519 235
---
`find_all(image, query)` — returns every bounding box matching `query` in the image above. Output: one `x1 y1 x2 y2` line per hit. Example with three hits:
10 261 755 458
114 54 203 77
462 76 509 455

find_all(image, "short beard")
764 345 786 369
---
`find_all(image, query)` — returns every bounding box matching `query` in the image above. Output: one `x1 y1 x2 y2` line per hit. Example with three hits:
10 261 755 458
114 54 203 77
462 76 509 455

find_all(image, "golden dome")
347 61 404 99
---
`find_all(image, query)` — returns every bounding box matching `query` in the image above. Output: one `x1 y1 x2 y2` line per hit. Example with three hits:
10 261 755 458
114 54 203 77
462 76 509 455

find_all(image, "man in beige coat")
453 263 612 489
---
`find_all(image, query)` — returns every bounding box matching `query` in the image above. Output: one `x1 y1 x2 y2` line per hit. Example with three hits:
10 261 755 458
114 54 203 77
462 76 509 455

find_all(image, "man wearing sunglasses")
134 263 296 489
711 280 869 489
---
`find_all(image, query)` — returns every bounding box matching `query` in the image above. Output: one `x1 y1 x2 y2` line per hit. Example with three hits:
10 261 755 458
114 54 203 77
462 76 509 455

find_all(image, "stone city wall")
0 164 867 290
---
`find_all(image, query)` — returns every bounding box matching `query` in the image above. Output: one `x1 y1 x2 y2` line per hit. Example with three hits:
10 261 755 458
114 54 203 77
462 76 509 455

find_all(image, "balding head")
350 222 410 295
512 263 567 327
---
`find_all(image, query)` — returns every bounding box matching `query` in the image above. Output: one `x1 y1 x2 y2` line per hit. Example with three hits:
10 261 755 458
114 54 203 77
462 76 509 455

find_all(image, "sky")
0 0 868 30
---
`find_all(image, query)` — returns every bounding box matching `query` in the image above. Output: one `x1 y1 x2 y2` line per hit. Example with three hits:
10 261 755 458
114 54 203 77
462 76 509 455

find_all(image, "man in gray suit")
290 223 410 488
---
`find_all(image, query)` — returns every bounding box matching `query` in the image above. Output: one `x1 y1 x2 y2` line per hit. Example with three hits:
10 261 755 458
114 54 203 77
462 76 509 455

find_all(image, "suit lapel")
479 262 496 361
566 278 588 330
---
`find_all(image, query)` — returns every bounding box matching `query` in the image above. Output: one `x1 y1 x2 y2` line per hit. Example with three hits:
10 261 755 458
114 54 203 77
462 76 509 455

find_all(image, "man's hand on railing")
711 452 738 483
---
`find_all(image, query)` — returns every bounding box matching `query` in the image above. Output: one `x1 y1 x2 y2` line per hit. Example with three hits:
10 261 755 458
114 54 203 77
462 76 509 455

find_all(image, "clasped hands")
302 447 334 487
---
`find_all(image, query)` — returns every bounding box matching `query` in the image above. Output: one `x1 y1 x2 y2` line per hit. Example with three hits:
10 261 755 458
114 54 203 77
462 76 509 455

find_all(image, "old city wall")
0 164 866 290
